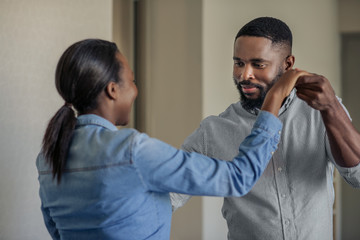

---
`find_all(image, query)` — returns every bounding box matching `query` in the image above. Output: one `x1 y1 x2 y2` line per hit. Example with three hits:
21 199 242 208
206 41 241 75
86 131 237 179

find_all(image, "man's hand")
295 74 338 112
295 73 360 167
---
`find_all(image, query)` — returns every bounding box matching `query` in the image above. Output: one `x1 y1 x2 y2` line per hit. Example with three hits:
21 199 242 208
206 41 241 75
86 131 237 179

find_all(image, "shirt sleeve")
132 110 282 196
326 96 360 188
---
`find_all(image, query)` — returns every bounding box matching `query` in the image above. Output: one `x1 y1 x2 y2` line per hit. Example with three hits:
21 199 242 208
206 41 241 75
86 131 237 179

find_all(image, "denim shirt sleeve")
132 110 282 196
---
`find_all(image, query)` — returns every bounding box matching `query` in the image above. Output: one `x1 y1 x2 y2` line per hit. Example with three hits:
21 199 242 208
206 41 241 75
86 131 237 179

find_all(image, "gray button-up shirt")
171 90 360 240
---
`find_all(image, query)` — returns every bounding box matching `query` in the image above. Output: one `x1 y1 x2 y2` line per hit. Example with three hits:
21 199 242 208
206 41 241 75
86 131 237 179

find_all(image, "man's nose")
241 65 254 80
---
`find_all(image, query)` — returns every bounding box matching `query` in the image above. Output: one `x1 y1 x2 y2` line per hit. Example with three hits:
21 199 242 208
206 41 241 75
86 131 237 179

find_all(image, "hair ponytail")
41 39 121 183
42 104 76 183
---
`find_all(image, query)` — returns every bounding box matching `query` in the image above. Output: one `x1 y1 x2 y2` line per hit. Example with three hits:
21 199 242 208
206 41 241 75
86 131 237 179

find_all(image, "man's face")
233 36 288 111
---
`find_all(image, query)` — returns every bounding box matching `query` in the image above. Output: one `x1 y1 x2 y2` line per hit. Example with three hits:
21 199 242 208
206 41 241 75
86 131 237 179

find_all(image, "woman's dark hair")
42 39 122 183
235 17 292 49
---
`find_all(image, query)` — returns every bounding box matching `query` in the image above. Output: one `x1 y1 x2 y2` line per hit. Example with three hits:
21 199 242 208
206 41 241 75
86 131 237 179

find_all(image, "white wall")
201 0 340 239
0 1 112 239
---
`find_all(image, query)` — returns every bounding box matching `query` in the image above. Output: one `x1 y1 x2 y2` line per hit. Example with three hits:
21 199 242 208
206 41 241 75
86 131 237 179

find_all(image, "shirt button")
285 220 289 225
278 131 282 135
281 194 286 198
278 167 283 172
271 151 274 155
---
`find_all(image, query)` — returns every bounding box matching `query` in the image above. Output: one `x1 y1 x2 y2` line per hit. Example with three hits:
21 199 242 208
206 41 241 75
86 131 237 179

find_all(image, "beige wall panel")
135 1 203 239
137 0 202 147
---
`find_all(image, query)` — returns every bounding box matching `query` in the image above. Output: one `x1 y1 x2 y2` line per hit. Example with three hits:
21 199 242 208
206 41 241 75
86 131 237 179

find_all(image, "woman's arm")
133 111 281 196
262 69 308 115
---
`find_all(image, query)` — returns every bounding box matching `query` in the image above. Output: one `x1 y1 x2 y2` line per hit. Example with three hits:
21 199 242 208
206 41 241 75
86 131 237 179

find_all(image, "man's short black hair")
235 17 292 48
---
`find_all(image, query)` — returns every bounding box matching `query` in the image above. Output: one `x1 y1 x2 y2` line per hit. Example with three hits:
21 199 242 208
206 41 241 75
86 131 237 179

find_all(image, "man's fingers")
295 83 322 92
296 91 316 106
296 87 318 98
295 74 324 86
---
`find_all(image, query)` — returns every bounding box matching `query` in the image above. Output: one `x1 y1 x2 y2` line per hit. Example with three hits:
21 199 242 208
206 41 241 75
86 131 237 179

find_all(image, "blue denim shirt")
37 112 281 240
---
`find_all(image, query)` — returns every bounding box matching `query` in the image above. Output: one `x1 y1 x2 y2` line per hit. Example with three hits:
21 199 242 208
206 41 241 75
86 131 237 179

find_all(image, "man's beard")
234 69 283 111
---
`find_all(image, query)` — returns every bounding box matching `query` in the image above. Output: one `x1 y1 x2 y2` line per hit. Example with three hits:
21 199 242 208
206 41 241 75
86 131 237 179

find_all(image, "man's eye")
253 63 265 68
235 62 244 67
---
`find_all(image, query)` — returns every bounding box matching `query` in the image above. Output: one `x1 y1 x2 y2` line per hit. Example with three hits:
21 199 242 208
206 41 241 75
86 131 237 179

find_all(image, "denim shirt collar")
247 89 296 116
76 114 118 131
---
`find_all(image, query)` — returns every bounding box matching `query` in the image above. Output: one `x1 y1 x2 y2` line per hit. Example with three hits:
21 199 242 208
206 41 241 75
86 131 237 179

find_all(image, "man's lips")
241 85 258 94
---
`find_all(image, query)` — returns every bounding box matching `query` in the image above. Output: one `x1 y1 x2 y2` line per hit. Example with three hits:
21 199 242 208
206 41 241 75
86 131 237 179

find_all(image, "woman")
37 39 305 240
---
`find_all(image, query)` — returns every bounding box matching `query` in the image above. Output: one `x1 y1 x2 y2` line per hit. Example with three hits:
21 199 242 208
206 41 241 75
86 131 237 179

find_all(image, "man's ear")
285 55 295 70
105 82 119 100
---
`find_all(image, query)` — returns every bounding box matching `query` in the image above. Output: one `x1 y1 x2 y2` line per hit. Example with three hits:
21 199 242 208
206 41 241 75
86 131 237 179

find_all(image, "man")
171 17 360 239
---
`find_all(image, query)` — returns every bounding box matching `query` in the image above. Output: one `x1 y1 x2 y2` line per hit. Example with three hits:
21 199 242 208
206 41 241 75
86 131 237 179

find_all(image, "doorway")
340 33 360 240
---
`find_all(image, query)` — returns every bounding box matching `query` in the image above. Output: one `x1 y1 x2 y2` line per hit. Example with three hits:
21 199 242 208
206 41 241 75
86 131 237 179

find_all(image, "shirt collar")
246 89 296 116
76 114 118 131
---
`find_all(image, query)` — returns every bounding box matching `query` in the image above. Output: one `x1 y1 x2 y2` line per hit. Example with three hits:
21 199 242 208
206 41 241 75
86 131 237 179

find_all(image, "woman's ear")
105 82 119 100
285 55 295 70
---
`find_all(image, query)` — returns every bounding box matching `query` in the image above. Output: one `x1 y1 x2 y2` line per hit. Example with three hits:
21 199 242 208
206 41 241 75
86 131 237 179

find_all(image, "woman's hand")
261 69 310 116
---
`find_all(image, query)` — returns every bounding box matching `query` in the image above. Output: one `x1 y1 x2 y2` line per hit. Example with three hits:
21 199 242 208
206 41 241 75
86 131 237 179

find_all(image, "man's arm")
296 74 360 167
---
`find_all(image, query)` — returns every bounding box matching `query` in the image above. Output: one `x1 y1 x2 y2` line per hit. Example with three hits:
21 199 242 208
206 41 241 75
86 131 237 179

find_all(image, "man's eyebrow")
232 57 267 62
251 58 266 62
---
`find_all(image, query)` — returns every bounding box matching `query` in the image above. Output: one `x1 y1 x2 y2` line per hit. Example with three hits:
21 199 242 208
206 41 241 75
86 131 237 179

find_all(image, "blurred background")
0 0 359 239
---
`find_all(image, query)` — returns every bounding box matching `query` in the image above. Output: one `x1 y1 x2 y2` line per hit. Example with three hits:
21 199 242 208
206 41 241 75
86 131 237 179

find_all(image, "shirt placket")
272 143 296 240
